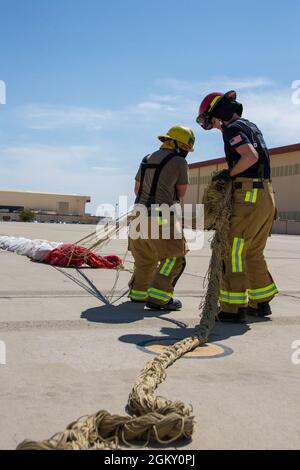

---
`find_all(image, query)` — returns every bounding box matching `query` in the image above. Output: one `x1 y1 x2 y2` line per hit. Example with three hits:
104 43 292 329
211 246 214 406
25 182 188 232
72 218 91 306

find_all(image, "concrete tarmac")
0 222 299 450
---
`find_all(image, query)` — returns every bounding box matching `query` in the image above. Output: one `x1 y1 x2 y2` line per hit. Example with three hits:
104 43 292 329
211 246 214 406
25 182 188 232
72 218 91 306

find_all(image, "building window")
271 164 300 177
199 175 212 185
189 174 214 186
278 211 300 221
58 202 70 214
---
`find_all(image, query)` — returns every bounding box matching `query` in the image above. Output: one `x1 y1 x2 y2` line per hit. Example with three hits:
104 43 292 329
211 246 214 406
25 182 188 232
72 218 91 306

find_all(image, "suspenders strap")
135 151 178 207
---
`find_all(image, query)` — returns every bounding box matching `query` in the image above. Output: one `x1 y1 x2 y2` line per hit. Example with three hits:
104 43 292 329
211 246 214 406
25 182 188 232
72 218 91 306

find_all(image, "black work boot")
247 302 272 317
217 308 247 323
146 298 182 311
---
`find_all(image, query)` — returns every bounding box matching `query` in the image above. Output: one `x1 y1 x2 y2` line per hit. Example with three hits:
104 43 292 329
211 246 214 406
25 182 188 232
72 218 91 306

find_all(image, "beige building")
0 190 101 224
185 143 300 234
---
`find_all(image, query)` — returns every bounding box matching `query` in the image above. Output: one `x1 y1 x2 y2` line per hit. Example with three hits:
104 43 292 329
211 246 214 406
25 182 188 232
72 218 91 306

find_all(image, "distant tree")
19 209 36 222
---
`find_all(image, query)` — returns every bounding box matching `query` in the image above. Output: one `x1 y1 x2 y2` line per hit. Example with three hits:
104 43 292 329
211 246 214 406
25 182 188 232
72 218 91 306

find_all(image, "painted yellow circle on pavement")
144 340 226 358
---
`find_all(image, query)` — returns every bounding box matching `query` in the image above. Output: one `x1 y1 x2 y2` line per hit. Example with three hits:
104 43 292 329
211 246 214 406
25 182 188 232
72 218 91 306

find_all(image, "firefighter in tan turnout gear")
197 90 278 322
128 126 195 311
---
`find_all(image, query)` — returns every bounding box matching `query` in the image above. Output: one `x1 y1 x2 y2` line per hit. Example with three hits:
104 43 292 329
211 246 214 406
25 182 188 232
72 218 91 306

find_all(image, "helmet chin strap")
212 118 224 129
160 139 188 157
180 150 189 158
173 140 188 158
173 140 180 152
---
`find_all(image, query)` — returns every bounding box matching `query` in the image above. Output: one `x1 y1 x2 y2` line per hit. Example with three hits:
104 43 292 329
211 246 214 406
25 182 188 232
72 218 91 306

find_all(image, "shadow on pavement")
81 300 269 344
119 321 251 347
81 300 187 327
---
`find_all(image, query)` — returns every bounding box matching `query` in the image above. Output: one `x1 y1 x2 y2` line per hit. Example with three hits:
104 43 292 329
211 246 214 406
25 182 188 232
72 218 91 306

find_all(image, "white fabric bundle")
0 236 63 262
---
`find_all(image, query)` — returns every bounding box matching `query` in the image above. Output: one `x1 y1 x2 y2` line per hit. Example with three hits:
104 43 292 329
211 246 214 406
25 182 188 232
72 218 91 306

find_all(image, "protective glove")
212 169 231 183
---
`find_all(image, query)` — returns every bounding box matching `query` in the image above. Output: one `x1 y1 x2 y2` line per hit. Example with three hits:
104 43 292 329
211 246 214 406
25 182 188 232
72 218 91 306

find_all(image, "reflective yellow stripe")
160 257 176 277
249 283 277 293
220 290 248 297
245 191 251 202
220 298 248 305
148 288 172 302
248 283 278 300
245 189 258 203
238 239 244 272
156 216 168 225
160 258 170 275
154 207 168 226
208 95 222 111
220 290 248 305
252 188 258 203
232 238 238 272
232 237 244 273
129 290 148 300
166 257 176 276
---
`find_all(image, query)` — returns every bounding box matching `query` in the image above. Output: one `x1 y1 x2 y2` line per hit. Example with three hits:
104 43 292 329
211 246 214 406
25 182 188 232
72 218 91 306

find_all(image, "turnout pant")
220 178 278 314
128 216 186 305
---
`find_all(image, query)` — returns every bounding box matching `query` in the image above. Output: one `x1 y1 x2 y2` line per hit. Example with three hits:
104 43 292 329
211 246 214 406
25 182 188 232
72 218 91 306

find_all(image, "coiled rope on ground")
17 176 233 450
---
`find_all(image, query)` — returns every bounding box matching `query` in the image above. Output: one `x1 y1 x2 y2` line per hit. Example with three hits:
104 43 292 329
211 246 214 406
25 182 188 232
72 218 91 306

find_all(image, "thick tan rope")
17 176 233 450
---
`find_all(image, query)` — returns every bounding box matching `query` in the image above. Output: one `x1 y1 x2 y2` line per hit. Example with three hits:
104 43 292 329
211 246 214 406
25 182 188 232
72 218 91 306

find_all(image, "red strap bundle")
44 243 122 269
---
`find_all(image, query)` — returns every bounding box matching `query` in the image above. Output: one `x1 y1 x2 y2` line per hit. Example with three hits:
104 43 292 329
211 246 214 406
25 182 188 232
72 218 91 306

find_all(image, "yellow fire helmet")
158 125 195 152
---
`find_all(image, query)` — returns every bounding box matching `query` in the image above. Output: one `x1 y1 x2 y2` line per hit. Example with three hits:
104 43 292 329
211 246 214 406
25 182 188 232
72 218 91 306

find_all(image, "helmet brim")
196 113 213 131
158 134 172 142
158 135 194 152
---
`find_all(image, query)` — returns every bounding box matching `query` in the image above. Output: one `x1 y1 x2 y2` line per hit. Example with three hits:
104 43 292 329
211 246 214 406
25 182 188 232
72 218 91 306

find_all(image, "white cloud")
16 77 284 138
3 77 300 208
18 77 299 145
241 89 300 146
129 101 179 118
12 79 300 154
16 99 194 132
149 94 182 103
133 101 167 112
227 78 275 90
92 166 121 171
0 144 102 165
154 77 300 149
0 144 133 212
17 105 115 130
156 77 275 95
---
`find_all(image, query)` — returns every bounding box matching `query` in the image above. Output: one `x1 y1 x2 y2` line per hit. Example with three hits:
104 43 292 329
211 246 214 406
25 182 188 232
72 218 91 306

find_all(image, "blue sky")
0 0 299 213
